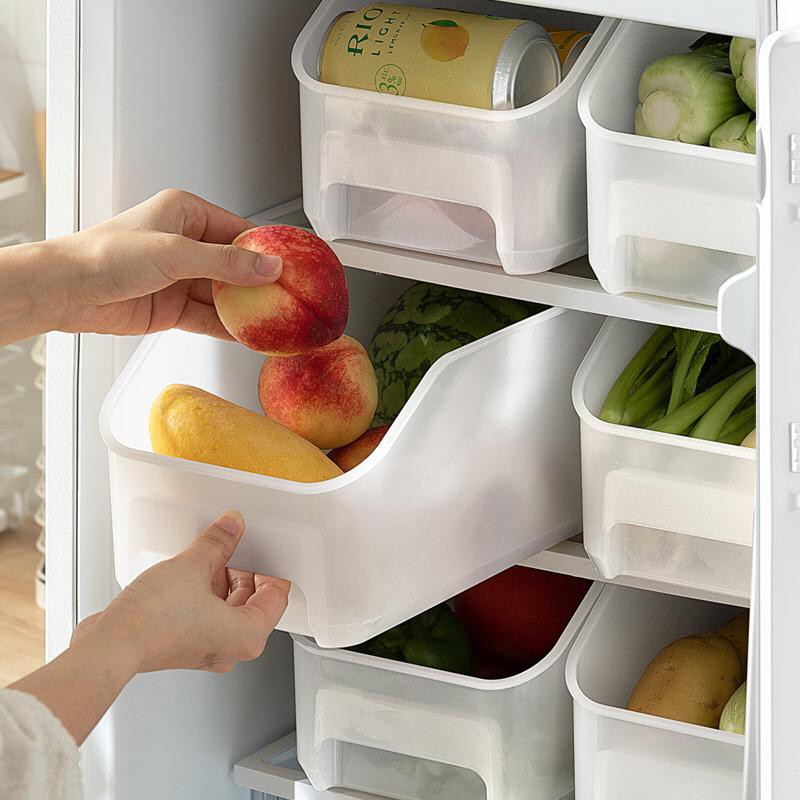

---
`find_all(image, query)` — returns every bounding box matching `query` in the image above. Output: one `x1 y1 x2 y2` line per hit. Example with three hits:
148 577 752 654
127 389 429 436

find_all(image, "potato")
718 611 749 671
627 633 742 728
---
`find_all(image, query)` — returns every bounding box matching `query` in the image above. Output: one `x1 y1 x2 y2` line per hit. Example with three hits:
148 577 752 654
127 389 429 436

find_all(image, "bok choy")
730 37 756 111
635 43 747 145
710 112 756 153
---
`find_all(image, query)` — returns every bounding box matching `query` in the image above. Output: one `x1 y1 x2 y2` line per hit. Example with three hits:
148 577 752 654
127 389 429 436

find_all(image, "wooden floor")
0 519 44 685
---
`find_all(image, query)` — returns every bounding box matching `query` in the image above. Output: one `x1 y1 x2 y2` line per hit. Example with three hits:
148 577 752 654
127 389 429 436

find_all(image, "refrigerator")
44 0 800 798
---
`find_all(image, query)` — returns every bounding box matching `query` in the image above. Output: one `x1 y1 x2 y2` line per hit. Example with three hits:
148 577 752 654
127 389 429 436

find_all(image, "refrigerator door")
46 1 318 798
755 20 800 800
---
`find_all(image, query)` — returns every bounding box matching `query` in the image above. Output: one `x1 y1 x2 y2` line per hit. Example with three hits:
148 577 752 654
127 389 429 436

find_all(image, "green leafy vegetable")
668 330 721 413
730 37 756 111
599 327 674 424
710 112 756 154
691 367 756 441
635 45 747 144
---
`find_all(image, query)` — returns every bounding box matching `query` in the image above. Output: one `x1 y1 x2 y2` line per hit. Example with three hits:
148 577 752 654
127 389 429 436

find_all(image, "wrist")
72 615 144 684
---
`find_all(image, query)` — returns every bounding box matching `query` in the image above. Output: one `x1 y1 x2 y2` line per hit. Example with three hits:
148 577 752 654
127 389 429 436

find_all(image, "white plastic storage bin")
566 585 745 800
100 269 603 648
294 583 602 800
572 318 755 602
579 21 758 305
293 0 616 274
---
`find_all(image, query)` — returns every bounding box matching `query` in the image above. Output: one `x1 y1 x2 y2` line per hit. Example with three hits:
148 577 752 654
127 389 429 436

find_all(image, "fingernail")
255 255 282 278
216 511 244 535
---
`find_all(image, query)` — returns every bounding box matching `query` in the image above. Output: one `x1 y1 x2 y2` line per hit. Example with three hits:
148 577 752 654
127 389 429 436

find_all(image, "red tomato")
454 567 592 665
471 649 527 680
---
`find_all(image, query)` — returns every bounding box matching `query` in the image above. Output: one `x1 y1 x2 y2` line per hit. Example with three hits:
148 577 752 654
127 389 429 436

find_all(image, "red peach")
329 425 390 472
212 225 348 356
259 336 377 450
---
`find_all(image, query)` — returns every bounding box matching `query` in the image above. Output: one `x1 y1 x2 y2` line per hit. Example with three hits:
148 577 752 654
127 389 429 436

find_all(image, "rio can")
319 5 561 110
545 28 592 77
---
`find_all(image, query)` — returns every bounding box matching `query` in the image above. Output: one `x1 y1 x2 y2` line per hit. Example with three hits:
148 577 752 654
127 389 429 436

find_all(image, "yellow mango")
150 384 342 482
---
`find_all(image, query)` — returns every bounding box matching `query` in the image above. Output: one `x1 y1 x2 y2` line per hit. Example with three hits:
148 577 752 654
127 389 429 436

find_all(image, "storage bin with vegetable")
573 319 755 601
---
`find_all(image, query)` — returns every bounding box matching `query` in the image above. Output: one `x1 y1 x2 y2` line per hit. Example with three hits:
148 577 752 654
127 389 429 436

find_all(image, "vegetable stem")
691 367 756 441
647 367 751 436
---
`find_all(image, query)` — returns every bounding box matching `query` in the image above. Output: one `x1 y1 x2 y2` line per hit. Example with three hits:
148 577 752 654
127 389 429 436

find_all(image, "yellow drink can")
319 5 560 110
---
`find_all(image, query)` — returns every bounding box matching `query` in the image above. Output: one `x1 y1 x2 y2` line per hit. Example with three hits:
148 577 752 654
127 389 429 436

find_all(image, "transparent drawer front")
293 0 616 274
294 584 602 800
579 21 757 305
566 586 745 800
101 267 602 648
572 318 754 601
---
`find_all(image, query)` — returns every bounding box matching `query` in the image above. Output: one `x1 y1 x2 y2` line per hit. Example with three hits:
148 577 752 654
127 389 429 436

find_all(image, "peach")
329 425 390 472
259 335 377 450
213 225 348 356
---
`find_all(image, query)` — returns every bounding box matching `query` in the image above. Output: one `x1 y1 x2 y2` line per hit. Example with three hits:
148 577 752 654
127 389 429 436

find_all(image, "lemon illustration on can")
420 19 470 61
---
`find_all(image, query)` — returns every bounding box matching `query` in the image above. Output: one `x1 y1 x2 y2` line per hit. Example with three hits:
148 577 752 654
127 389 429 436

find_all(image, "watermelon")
369 283 544 424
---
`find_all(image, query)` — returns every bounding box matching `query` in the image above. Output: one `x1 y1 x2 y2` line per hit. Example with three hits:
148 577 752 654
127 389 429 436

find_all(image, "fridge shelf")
580 21 757 305
523 536 749 607
0 344 23 369
293 584 602 800
0 383 26 408
489 0 754 37
250 207 720 333
0 168 27 203
101 268 602 649
566 586 745 800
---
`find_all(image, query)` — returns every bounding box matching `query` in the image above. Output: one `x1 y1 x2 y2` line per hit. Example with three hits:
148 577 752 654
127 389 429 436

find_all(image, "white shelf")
250 205 719 333
522 537 749 608
492 0 755 37
0 383 25 408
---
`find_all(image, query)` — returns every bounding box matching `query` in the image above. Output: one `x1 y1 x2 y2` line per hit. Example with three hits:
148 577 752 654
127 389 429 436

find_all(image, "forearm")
9 622 139 746
0 239 66 346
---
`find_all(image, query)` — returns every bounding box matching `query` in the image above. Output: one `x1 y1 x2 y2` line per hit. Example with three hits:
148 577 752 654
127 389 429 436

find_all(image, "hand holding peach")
213 225 348 356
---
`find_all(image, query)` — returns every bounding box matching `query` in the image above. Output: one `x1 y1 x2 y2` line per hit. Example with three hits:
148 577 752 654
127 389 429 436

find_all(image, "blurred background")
0 0 47 685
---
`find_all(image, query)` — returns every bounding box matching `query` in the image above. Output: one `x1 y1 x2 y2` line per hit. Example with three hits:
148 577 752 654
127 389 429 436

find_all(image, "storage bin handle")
322 131 502 213
603 467 754 545
610 180 757 256
314 686 499 796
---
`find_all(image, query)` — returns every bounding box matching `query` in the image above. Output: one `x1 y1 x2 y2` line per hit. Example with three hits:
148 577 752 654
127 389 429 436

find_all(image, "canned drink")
319 5 561 110
545 28 592 77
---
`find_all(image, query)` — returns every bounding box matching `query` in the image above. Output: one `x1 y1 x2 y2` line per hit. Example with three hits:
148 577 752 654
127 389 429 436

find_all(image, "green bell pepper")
353 604 472 674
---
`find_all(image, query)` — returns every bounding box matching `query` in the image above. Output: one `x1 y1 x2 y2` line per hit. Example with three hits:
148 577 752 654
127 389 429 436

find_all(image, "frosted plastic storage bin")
572 318 755 602
100 269 603 648
579 21 758 305
566 585 745 800
294 583 602 800
293 0 616 274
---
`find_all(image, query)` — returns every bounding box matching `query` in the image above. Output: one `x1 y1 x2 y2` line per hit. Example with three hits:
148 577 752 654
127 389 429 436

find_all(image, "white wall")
0 0 46 111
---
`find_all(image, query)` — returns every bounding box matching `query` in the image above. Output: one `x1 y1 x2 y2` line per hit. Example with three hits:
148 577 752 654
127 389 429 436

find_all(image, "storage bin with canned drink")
100 265 605 648
567 586 745 800
572 318 755 603
293 583 603 800
578 21 758 305
294 0 617 274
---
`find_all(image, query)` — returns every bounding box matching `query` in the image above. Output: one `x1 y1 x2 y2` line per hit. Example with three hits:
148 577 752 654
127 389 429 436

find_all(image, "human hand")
73 511 290 674
48 189 282 338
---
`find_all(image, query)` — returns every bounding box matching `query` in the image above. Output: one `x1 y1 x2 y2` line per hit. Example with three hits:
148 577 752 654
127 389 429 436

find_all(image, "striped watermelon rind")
369 283 545 425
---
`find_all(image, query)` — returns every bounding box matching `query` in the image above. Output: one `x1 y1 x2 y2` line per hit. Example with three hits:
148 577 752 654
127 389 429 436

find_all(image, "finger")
159 234 282 286
149 189 257 244
226 570 256 607
175 298 235 340
211 566 230 600
188 278 214 305
181 511 246 578
242 576 291 632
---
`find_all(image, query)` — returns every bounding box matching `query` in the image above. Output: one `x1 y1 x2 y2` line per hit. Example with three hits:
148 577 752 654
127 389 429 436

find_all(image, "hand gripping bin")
566 585 745 800
99 268 604 648
293 583 602 800
572 318 755 601
578 21 758 305
292 0 617 274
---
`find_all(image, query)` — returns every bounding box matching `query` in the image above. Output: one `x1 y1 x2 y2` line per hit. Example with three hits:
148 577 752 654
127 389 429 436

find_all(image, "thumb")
166 235 282 286
182 511 246 577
